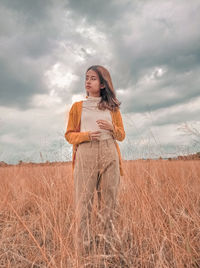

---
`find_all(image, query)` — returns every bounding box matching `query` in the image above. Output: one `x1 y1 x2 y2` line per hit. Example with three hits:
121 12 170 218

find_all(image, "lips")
86 86 91 89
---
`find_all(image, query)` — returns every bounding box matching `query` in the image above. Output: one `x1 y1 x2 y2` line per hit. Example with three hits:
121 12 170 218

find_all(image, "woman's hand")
88 120 114 141
96 120 114 132
88 131 101 141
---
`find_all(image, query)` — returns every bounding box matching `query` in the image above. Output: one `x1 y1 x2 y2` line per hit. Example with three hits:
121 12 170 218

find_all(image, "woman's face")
85 69 103 97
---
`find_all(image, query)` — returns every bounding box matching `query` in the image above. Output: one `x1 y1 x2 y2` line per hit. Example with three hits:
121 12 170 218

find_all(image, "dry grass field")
0 159 199 267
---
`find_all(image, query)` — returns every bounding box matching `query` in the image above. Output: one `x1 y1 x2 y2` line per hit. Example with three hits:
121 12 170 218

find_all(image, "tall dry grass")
0 160 200 267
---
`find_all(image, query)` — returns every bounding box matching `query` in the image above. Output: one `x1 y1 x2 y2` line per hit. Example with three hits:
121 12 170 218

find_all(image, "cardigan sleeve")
111 109 125 142
65 103 91 145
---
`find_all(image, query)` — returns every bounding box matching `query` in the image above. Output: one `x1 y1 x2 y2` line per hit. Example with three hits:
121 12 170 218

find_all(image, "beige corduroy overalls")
73 136 120 256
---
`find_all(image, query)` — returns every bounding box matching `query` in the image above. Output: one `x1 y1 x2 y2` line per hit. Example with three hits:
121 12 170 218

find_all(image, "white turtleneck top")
80 96 113 140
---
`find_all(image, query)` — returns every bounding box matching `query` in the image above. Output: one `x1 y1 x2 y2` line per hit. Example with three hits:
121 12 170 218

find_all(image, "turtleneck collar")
86 95 101 101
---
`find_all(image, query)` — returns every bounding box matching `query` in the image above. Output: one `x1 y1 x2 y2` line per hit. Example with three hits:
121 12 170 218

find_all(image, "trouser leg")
73 141 98 256
97 139 120 239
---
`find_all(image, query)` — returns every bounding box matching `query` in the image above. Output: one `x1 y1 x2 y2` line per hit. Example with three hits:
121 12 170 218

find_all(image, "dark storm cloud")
0 0 200 114
0 54 51 109
106 1 200 114
154 108 200 127
67 0 134 26
67 0 200 116
0 0 64 109
0 0 52 24
120 66 200 114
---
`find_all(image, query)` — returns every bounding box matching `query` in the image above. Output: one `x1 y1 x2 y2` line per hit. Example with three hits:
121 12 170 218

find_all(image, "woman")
65 65 125 257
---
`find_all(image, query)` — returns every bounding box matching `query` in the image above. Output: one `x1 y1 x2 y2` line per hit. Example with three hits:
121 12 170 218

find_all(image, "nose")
86 81 91 86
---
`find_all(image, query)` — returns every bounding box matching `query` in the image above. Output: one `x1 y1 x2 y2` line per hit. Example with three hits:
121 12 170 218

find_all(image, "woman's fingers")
96 120 107 127
96 119 107 125
89 131 101 140
96 120 113 131
92 131 101 134
93 131 101 137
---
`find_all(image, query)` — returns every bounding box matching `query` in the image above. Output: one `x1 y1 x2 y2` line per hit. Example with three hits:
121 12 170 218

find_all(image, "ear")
100 83 105 89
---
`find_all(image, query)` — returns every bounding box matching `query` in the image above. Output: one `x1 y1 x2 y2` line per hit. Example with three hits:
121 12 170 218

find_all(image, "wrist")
110 125 114 132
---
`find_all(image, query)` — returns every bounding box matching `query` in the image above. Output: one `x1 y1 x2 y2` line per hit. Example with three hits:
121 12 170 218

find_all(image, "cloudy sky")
0 0 200 164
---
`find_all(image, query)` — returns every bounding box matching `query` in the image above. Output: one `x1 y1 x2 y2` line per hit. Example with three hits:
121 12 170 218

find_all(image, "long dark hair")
86 65 121 112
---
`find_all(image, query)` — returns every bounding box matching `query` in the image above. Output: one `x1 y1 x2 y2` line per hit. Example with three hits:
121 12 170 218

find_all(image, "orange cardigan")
65 101 125 176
